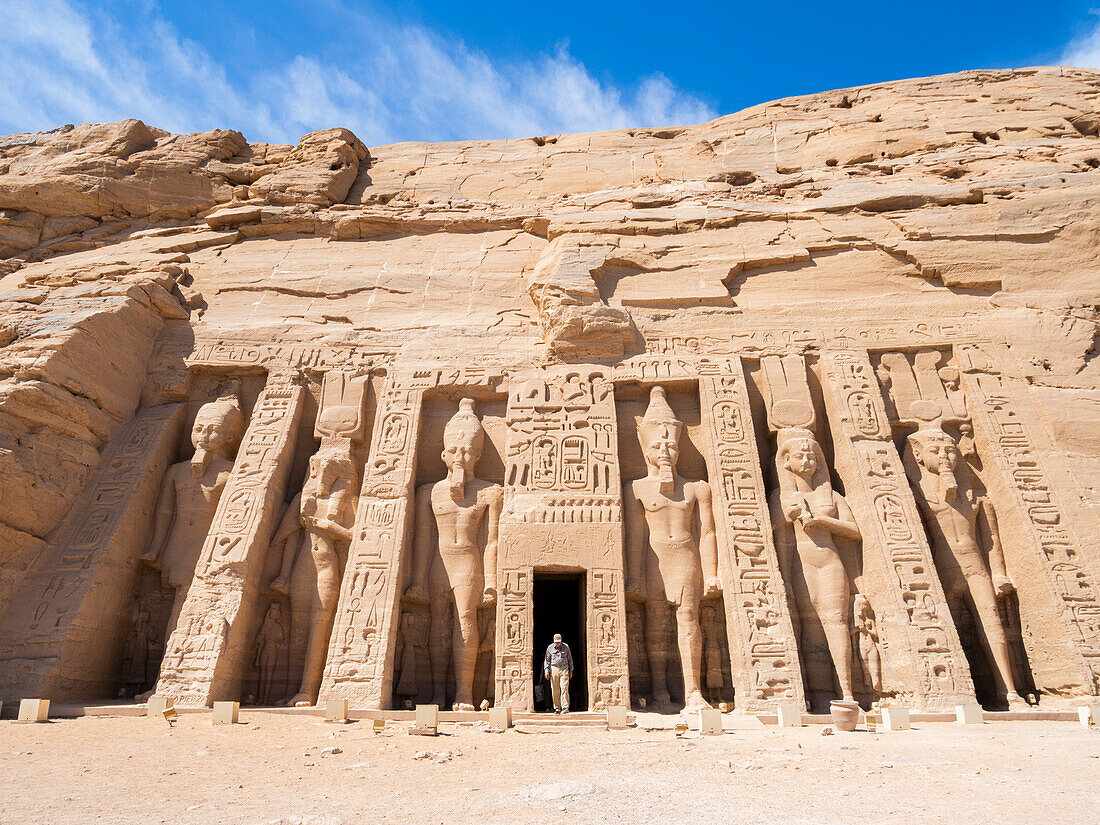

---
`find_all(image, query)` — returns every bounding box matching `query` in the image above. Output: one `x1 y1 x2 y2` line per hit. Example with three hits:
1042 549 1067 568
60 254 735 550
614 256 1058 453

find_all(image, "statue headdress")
443 398 484 497
636 386 682 492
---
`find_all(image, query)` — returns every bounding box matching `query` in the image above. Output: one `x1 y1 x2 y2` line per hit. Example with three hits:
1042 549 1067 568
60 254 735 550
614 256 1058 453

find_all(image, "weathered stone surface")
0 67 1097 712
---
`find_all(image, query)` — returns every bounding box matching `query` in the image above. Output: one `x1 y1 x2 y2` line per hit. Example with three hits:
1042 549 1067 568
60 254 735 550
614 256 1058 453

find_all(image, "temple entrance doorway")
532 572 587 712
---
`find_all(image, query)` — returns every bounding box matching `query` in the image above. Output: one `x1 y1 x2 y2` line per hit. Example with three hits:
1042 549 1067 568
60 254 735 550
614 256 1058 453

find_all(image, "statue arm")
804 494 862 541
324 480 355 542
483 487 502 597
695 482 721 590
769 490 794 581
271 493 303 591
623 482 646 600
980 497 1014 595
142 470 177 565
405 485 434 601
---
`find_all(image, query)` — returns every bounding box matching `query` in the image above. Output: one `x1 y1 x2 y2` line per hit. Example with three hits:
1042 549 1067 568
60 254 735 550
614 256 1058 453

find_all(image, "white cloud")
1061 13 1100 69
0 0 717 145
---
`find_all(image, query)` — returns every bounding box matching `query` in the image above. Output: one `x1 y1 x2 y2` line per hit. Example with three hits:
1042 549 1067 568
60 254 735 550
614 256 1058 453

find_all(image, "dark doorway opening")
533 572 587 712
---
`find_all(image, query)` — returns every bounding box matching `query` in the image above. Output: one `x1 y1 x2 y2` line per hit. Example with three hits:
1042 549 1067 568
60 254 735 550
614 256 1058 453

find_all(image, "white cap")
553 633 562 642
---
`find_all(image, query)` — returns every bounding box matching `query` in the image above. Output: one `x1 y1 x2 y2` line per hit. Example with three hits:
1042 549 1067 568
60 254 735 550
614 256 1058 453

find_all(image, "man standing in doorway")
543 634 574 714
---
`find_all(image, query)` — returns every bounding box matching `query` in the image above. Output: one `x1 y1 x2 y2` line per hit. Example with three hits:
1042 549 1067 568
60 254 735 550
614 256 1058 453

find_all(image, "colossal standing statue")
404 399 503 711
624 386 721 712
905 424 1024 706
771 428 862 702
270 437 358 706
141 386 244 641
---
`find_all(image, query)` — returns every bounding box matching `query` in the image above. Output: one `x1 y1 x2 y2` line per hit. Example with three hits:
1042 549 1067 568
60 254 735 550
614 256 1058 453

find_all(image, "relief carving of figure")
905 424 1024 706
770 428 862 702
394 609 429 708
253 602 285 705
121 608 159 696
624 386 721 712
404 399 503 711
270 437 358 706
141 386 244 642
853 595 883 694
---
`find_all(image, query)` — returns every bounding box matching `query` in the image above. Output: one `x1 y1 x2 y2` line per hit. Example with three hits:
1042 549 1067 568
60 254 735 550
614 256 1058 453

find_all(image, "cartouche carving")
905 423 1025 706
405 399 503 711
624 386 720 712
771 423 862 702
141 385 244 641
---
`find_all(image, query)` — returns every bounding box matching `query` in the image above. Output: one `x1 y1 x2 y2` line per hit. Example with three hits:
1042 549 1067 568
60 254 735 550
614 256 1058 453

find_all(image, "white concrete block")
146 695 175 716
324 698 348 722
1078 705 1100 727
956 705 983 725
18 698 49 722
881 706 911 731
415 704 439 730
212 701 239 725
698 706 723 735
605 706 628 730
488 706 512 729
777 702 802 727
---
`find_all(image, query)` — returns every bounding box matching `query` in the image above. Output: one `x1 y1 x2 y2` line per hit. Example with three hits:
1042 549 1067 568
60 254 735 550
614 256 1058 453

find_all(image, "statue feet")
682 691 712 714
452 701 475 712
1006 692 1030 709
648 690 675 714
135 688 156 703
289 692 315 707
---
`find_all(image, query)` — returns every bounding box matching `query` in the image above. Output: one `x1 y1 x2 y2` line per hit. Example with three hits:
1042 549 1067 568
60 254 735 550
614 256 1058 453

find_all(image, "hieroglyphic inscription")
156 374 304 706
957 345 1100 691
699 367 805 711
820 351 974 706
187 339 392 371
318 382 424 706
497 368 629 710
645 319 985 356
0 404 184 699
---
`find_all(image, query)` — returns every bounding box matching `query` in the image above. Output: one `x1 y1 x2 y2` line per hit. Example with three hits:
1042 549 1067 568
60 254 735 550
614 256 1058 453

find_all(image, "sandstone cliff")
0 68 1097 707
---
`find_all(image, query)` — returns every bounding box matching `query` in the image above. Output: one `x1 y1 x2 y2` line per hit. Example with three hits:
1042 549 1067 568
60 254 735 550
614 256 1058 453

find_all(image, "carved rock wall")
0 67 1097 710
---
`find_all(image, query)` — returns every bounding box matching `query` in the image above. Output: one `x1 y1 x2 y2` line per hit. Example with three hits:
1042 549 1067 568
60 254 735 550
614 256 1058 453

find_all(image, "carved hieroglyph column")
0 405 184 701
956 343 1100 695
698 366 806 711
496 368 629 711
819 350 974 707
318 380 424 707
155 373 304 706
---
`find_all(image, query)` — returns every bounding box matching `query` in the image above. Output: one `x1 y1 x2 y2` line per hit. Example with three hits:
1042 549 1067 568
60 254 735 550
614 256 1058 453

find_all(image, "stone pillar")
318 380 424 707
0 404 184 701
956 343 1100 696
698 366 806 712
819 350 975 708
155 372 304 706
496 368 629 711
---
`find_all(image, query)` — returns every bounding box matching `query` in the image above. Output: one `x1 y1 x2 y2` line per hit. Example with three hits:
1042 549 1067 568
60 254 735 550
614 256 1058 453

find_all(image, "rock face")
0 67 1097 712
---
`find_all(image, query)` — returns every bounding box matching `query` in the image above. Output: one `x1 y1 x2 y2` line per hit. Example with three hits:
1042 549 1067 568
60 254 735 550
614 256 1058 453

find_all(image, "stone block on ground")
325 698 348 722
881 707 911 731
606 706 628 730
488 706 512 729
777 703 803 727
956 705 983 725
698 707 722 735
18 698 50 722
212 701 239 725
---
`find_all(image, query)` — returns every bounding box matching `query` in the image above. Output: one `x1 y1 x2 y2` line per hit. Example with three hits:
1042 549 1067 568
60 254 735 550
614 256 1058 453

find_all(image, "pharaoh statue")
269 437 358 706
141 385 244 641
770 420 862 702
624 386 721 712
121 608 159 696
853 595 883 694
404 398 503 711
904 421 1025 706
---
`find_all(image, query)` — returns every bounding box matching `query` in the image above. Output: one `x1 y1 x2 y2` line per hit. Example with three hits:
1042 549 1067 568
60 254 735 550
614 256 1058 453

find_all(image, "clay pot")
829 699 861 731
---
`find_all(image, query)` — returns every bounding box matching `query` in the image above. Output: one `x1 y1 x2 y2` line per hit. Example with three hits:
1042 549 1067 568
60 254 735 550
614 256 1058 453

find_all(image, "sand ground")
1 713 1097 825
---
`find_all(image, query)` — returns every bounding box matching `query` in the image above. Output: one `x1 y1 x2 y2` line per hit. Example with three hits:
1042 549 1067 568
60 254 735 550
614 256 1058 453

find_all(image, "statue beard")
656 458 674 494
448 462 467 499
939 466 959 502
191 447 212 478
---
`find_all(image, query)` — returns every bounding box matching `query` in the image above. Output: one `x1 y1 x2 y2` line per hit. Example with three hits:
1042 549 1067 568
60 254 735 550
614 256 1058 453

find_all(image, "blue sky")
3 0 1100 145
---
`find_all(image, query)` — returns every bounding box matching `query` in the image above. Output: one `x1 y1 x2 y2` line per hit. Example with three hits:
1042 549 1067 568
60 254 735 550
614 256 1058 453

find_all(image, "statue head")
190 384 244 477
908 425 961 500
305 437 356 492
637 386 682 492
778 431 819 479
853 594 872 619
266 602 282 621
442 398 485 498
